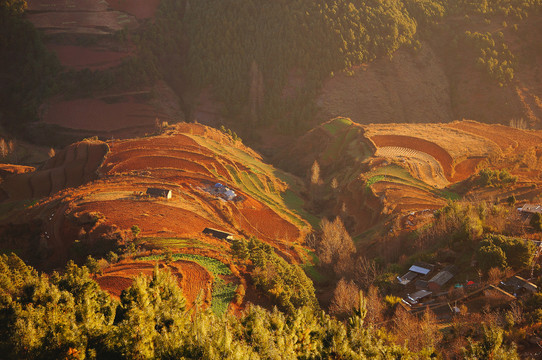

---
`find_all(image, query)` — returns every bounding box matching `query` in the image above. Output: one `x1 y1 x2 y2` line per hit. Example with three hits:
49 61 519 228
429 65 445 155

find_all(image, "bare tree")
365 285 384 325
329 278 359 318
317 217 355 276
354 255 381 290
393 308 442 352
310 160 321 186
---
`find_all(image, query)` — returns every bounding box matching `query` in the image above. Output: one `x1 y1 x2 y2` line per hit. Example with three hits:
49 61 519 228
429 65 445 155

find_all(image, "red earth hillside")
0 123 312 312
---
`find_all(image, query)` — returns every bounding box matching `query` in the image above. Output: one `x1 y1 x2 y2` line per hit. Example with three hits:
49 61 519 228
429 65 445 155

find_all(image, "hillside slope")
280 118 542 236
0 123 313 312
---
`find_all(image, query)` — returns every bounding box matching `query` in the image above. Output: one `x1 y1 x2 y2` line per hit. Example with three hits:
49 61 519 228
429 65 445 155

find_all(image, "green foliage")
463 31 516 86
131 225 141 239
530 212 542 231
85 255 101 276
0 253 426 358
144 0 418 126
480 234 535 270
232 238 318 314
478 168 517 188
0 0 27 15
463 324 520 359
0 254 116 359
476 243 508 273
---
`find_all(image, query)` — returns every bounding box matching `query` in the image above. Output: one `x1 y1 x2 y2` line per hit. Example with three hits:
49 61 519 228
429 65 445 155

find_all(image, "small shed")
203 227 235 241
404 289 432 306
146 188 172 199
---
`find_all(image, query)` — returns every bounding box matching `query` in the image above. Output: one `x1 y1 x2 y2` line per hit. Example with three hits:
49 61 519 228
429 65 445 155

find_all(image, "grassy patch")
438 188 461 201
366 175 385 188
211 277 237 316
141 237 217 251
322 117 353 135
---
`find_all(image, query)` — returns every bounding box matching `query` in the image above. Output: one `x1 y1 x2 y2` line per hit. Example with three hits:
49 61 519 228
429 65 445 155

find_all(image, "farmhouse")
203 227 235 241
501 276 538 296
428 265 456 292
397 262 435 285
146 188 172 199
210 183 237 201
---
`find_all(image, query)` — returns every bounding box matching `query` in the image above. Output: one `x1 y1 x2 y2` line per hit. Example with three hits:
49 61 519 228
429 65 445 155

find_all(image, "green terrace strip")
366 164 437 193
211 278 238 316
139 253 235 315
140 237 219 251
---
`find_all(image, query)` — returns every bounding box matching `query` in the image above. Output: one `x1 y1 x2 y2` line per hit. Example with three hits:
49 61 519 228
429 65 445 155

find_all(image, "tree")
317 217 355 276
329 278 359 318
463 325 519 359
476 243 507 273
131 225 141 239
85 255 101 277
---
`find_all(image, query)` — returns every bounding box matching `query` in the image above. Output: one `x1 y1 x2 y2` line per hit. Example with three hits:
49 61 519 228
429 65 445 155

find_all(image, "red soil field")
95 275 133 298
108 155 215 178
108 134 208 155
170 260 213 307
104 148 233 181
370 134 454 179
451 157 484 183
97 259 214 308
48 44 133 71
76 199 218 237
106 0 161 19
41 98 169 131
239 208 300 242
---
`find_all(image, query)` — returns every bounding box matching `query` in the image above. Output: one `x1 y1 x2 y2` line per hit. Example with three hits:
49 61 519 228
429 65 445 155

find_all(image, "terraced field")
282 118 542 237
0 123 312 311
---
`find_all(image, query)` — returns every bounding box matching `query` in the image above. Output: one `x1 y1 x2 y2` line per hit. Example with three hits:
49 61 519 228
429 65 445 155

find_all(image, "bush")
478 168 517 188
